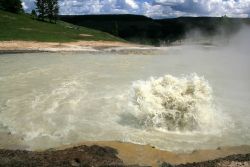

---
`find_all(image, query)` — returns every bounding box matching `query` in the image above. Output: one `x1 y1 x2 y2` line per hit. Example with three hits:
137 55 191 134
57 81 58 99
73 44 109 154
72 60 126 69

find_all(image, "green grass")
0 10 124 42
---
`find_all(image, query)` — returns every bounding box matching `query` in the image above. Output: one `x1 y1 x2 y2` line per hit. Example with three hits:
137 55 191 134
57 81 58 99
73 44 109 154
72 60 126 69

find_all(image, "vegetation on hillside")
0 10 123 42
60 14 250 45
0 0 23 13
35 0 59 23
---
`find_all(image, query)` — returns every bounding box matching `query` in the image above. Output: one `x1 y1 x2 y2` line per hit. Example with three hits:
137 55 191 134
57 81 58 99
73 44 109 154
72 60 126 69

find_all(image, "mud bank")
1 142 250 167
0 41 139 53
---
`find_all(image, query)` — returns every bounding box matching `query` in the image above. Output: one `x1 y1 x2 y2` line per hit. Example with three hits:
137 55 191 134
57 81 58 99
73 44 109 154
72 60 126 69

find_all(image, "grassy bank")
0 10 123 42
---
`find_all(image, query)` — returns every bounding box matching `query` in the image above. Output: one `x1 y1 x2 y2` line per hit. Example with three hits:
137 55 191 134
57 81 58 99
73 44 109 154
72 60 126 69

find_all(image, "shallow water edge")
1 141 250 167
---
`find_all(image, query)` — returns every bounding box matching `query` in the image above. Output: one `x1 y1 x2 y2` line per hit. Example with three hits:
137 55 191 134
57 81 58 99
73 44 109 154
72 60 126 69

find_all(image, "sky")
21 0 250 18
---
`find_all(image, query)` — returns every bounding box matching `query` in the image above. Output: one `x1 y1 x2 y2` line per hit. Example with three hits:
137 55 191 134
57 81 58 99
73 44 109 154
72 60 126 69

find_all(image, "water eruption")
0 45 249 151
130 73 219 132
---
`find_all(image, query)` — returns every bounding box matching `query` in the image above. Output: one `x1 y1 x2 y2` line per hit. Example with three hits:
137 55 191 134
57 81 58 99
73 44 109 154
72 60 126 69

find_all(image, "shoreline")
1 141 250 167
59 141 250 166
0 40 140 53
0 40 216 54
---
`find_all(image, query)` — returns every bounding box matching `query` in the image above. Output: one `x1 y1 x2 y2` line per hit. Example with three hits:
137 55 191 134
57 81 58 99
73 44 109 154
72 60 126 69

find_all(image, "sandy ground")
59 141 250 167
0 40 137 52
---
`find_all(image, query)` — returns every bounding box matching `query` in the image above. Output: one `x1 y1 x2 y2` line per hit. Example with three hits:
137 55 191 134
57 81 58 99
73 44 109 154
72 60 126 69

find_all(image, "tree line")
0 0 59 23
0 0 23 13
61 15 248 46
34 0 59 23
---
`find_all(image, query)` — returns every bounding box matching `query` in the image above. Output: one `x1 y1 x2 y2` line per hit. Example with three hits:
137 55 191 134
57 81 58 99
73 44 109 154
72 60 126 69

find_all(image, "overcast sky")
21 0 250 18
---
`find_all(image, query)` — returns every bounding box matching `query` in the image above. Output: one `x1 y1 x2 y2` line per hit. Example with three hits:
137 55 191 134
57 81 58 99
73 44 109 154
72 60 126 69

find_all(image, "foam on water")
0 79 82 142
0 49 249 151
129 73 229 133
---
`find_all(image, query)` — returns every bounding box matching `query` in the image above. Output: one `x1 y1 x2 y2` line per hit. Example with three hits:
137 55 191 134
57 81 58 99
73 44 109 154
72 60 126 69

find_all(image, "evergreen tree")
31 9 37 19
35 0 46 21
46 0 59 23
0 0 23 13
35 0 59 23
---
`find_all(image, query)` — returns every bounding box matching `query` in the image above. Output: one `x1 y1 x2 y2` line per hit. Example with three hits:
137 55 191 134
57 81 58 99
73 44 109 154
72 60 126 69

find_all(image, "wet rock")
0 145 125 167
161 162 174 167
1 146 249 167
161 154 250 167
70 158 81 167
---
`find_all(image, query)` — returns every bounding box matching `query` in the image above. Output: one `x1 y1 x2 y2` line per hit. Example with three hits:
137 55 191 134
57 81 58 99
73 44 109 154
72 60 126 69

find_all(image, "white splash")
130 73 227 132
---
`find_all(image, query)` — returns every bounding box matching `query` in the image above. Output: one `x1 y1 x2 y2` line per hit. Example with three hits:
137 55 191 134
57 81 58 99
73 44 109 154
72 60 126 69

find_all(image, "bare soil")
0 40 136 53
0 143 249 167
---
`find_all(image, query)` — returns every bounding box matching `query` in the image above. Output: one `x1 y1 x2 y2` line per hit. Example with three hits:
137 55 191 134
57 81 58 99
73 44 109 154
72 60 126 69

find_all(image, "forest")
60 14 250 45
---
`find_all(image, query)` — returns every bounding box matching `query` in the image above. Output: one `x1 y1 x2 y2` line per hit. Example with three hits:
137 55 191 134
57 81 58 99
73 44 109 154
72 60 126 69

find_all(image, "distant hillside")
60 14 250 45
0 10 123 42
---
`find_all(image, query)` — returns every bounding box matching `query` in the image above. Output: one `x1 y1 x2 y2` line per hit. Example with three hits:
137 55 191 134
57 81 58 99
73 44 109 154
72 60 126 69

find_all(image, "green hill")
0 10 123 42
60 14 250 45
